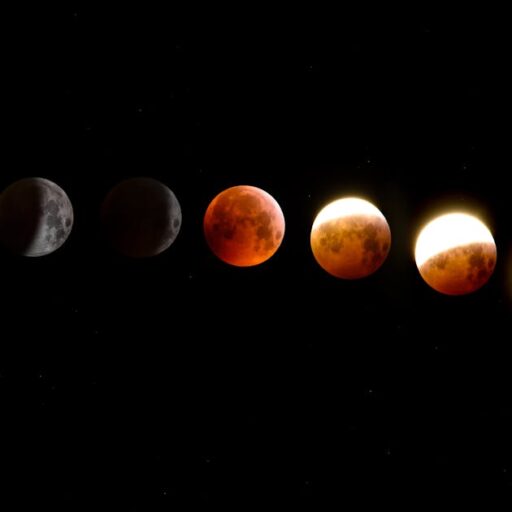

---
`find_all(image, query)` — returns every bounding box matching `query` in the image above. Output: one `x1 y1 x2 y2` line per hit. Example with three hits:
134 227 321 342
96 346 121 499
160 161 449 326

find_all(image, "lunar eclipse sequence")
0 177 500 296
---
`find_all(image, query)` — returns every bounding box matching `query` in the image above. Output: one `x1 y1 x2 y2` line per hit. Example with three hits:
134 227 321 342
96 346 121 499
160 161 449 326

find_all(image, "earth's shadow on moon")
100 177 182 259
0 178 74 257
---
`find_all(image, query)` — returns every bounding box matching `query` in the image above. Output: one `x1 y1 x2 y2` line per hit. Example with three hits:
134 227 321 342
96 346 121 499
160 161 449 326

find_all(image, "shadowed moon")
415 212 497 295
101 177 182 258
310 197 391 279
203 185 285 267
0 177 74 257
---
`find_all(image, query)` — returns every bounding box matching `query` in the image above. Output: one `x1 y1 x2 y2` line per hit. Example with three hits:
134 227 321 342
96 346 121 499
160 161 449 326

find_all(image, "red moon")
310 197 391 279
203 185 285 267
415 213 497 295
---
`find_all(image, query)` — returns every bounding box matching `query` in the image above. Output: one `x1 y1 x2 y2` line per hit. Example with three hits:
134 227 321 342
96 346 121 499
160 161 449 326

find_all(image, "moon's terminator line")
0 177 74 257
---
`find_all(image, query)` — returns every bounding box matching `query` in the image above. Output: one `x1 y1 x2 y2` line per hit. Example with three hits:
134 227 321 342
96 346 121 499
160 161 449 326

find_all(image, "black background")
1 6 511 508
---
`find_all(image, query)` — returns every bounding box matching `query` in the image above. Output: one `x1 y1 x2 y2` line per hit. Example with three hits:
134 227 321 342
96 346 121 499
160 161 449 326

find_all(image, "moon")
0 177 74 257
101 177 182 258
415 212 497 295
203 185 285 267
310 197 391 279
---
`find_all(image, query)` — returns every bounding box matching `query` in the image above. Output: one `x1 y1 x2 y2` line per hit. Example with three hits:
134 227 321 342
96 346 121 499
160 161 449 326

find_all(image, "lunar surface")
310 197 391 279
0 177 74 257
203 185 285 267
101 177 182 258
415 212 497 295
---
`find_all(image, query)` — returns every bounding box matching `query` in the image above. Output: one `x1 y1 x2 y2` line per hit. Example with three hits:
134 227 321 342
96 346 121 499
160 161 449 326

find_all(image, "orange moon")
310 197 391 279
203 185 285 267
415 213 497 295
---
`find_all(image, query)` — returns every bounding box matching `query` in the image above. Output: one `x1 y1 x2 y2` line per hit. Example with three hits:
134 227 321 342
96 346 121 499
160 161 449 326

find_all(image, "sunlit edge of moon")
311 197 387 231
415 212 496 268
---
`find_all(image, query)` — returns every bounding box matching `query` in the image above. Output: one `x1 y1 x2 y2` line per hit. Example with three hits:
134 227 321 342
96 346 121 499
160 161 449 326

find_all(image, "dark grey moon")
0 177 74 257
101 177 182 258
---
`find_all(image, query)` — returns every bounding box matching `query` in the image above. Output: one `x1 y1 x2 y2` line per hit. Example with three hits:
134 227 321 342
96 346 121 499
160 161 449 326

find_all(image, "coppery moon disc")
310 197 391 279
203 185 285 267
415 213 497 295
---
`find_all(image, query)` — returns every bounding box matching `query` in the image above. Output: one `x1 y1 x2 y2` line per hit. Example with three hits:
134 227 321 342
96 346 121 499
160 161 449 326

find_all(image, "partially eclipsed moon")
101 178 182 258
0 177 74 257
203 185 285 267
415 213 497 295
310 197 391 279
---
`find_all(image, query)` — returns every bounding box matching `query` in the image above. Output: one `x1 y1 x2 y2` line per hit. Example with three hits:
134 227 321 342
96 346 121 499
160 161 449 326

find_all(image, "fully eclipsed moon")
101 177 182 258
310 197 391 279
203 185 285 267
0 177 74 257
415 212 497 295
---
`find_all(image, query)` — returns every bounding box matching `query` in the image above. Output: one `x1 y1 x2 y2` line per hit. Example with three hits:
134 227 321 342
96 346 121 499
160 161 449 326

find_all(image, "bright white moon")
312 197 386 230
310 197 391 279
415 212 497 295
415 213 495 267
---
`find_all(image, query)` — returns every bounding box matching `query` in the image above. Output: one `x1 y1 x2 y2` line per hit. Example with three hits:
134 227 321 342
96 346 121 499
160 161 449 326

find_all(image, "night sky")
1 7 511 508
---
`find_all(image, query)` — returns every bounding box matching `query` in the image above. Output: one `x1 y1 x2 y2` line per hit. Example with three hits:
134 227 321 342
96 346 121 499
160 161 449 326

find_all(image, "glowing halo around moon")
310 197 391 279
415 212 497 295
